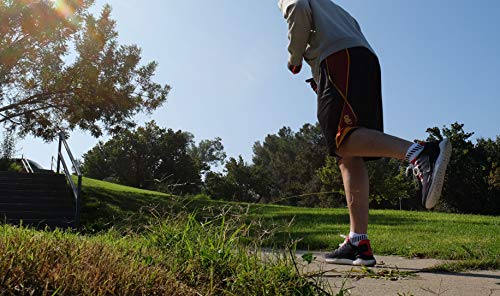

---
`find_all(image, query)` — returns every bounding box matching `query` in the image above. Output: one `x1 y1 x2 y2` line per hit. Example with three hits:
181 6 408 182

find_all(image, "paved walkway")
293 251 500 296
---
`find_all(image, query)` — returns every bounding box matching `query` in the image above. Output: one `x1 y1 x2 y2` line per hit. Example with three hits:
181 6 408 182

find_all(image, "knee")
338 156 364 170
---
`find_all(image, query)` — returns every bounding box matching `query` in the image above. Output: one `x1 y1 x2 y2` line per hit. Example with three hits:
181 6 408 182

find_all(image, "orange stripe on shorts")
325 49 358 148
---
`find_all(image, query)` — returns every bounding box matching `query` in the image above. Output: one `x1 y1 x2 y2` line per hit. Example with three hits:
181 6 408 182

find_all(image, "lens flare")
51 0 75 18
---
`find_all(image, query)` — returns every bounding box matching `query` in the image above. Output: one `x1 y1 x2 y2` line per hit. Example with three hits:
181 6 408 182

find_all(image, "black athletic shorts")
317 46 384 160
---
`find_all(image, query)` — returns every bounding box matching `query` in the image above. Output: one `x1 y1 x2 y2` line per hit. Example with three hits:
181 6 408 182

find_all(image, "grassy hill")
1 177 497 295
0 177 325 295
80 177 499 266
80 177 220 230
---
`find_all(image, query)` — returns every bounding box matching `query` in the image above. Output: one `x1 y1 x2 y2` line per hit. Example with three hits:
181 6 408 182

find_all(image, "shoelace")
406 163 423 188
338 234 347 247
326 235 351 256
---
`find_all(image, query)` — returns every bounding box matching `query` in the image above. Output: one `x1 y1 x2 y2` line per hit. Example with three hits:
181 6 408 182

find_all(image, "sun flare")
51 0 75 18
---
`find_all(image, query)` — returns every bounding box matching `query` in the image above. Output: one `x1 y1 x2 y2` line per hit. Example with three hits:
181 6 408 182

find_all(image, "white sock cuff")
349 232 368 245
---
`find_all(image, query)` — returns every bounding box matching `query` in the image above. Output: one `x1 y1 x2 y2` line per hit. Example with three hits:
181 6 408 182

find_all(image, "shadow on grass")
80 187 215 231
254 212 426 227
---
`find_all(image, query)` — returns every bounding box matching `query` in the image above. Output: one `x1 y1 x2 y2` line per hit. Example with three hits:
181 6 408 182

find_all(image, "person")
278 0 452 267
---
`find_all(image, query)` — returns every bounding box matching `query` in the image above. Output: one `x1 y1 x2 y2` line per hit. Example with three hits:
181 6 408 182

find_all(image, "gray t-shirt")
278 0 375 81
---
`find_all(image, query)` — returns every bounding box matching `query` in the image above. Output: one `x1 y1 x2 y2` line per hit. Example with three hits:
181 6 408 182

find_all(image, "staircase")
0 171 76 228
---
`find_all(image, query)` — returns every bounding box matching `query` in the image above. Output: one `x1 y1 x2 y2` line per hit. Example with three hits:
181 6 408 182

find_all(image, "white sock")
405 143 424 163
349 232 368 247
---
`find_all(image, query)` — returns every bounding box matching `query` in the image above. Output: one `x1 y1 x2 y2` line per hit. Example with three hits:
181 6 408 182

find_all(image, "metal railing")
20 155 34 173
50 156 56 172
56 132 82 227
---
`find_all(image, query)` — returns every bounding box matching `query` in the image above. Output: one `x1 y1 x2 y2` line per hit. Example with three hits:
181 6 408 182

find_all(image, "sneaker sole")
325 258 376 267
425 138 452 209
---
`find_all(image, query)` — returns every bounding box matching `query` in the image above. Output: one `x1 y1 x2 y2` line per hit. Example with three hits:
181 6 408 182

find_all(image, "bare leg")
339 157 369 234
336 128 414 235
337 128 413 160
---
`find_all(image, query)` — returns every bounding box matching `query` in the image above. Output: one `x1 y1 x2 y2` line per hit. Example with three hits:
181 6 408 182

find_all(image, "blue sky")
17 0 500 168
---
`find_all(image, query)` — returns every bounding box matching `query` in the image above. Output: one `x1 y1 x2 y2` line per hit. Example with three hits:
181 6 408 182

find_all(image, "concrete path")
293 251 500 296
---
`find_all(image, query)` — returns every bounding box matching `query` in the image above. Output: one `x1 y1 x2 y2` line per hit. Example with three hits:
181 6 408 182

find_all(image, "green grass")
80 177 215 231
0 226 191 295
79 177 499 269
2 176 497 294
0 215 326 295
246 205 500 261
423 259 500 273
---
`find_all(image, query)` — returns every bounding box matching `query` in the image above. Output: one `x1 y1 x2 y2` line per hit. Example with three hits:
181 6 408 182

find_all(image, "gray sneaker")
324 238 376 267
408 138 452 209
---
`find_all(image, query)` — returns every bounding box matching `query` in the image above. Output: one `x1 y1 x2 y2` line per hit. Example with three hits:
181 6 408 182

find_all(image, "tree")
366 158 416 209
0 1 170 140
204 156 273 203
476 137 500 189
250 123 414 208
82 121 227 195
79 140 114 180
189 137 226 176
316 156 345 207
204 121 497 214
0 130 17 170
252 123 329 206
82 121 222 195
0 130 16 159
318 156 416 209
473 136 500 214
426 122 499 214
203 124 330 205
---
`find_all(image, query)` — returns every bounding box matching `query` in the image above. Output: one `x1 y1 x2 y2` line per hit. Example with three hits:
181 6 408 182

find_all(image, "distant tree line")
1 1 496 215
81 121 225 195
0 0 500 214
81 121 499 215
426 123 499 214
